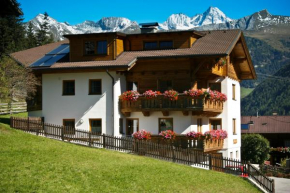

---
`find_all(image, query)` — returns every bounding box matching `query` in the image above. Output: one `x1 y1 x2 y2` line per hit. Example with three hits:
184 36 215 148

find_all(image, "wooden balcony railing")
120 95 223 117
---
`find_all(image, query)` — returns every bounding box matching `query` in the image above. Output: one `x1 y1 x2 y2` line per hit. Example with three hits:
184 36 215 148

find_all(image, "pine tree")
26 21 37 48
36 12 54 46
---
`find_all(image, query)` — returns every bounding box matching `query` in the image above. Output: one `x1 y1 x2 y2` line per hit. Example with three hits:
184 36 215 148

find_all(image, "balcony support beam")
162 111 169 116
142 111 150 117
182 111 189 116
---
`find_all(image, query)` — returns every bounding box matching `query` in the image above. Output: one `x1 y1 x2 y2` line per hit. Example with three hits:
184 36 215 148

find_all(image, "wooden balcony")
120 95 223 117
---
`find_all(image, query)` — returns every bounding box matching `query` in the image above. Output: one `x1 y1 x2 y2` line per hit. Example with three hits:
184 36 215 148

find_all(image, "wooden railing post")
272 179 275 193
27 117 30 131
88 131 92 147
171 142 176 163
103 134 106 149
10 117 13 128
61 126 64 141
209 154 212 170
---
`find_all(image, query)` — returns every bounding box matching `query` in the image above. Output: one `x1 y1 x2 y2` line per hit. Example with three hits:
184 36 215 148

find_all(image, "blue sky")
18 0 290 25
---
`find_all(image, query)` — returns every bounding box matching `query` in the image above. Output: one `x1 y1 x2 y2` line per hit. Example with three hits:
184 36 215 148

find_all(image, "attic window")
84 41 95 55
97 40 107 55
159 41 173 49
144 42 158 50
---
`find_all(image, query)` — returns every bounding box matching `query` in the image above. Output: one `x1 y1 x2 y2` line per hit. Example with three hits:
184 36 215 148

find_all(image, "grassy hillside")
0 115 259 193
242 62 290 116
241 87 254 99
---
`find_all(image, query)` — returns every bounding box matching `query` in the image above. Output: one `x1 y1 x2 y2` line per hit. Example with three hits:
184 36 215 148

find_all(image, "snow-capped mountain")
26 7 290 41
159 7 232 30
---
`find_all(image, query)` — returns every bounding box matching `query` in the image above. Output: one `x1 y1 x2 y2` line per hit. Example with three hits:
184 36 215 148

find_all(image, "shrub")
241 134 270 164
132 130 152 140
159 130 176 140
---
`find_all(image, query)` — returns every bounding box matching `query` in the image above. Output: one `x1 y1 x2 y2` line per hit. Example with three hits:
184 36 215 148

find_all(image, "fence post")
10 117 13 128
272 179 275 193
171 142 176 163
209 154 212 170
247 161 251 177
61 126 64 141
27 117 29 131
89 131 92 147
103 134 106 149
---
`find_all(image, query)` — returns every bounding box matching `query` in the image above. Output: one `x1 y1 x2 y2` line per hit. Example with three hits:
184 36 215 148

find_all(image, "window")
127 81 138 91
126 119 139 136
89 79 101 95
230 152 233 159
97 40 107 55
63 119 75 134
209 119 221 130
233 118 236 135
159 80 172 92
159 41 173 49
63 80 75 95
232 84 236 100
89 119 102 134
197 118 202 133
144 42 158 50
84 41 95 55
209 83 221 92
159 118 173 132
241 124 249 130
119 118 124 134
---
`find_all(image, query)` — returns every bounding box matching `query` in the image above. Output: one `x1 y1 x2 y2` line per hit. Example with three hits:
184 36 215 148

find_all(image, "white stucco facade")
29 71 241 159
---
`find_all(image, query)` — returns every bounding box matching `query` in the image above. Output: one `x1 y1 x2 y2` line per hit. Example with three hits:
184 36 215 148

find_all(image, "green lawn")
241 87 254 99
0 114 260 193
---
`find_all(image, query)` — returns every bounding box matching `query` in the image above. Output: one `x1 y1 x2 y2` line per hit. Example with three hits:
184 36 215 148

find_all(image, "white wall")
42 71 121 135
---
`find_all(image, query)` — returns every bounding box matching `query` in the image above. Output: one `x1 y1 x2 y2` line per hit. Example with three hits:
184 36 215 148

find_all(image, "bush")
241 134 270 164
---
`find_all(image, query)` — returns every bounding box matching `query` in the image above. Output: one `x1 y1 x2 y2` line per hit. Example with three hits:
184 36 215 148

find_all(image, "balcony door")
126 119 139 136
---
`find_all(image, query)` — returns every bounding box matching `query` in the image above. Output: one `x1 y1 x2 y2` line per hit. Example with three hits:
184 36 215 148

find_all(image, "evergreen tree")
26 21 37 48
36 12 54 46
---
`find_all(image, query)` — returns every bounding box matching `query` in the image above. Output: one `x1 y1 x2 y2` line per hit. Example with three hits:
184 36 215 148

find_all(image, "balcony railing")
120 95 223 117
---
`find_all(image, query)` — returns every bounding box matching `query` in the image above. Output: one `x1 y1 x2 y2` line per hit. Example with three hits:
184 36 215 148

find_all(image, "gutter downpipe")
106 69 115 136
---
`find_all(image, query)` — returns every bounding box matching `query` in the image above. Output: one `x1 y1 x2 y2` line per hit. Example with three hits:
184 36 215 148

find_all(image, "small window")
232 84 236 100
144 42 158 50
241 124 249 130
63 119 75 134
159 118 173 132
233 118 236 135
89 79 102 95
159 80 172 92
89 119 102 134
63 80 75 95
119 118 124 134
209 83 221 92
159 41 173 49
84 41 95 55
97 40 107 55
197 118 202 133
127 81 138 91
210 119 221 130
230 152 233 159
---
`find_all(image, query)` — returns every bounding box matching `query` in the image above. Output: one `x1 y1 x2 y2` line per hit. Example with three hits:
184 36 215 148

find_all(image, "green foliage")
241 87 254 99
241 134 270 164
0 15 26 57
0 122 259 193
241 61 290 115
36 12 54 46
26 21 37 48
241 36 290 88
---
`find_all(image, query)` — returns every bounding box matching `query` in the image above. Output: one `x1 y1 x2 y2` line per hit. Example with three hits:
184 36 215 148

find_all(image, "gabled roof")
10 29 254 79
241 116 290 134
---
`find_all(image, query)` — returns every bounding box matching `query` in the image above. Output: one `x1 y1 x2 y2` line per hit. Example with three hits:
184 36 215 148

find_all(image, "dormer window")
159 41 173 49
84 41 95 55
84 40 107 55
97 40 107 55
144 42 158 50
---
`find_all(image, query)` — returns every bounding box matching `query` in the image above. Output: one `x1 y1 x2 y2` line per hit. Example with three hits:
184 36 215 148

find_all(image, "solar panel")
30 44 70 67
46 44 69 55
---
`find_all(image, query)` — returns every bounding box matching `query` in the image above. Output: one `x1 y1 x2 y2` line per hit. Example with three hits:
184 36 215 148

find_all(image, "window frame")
62 80 75 96
63 119 75 134
119 118 124 134
159 118 173 133
89 79 102 95
209 119 222 131
89 118 102 134
84 41 96 55
126 118 139 136
159 40 173 49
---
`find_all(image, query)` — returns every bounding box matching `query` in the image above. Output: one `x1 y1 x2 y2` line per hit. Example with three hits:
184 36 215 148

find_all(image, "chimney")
139 22 159 33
